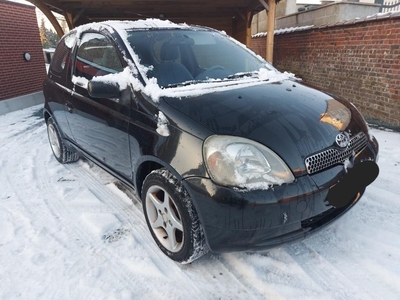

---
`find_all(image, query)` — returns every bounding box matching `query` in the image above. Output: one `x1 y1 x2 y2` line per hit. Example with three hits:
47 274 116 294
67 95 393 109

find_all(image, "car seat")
153 42 194 87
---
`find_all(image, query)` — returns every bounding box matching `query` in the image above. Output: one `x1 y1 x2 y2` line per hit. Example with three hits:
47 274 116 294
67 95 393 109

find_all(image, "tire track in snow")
2 120 145 298
1 123 50 219
217 249 336 300
107 181 266 299
0 124 97 298
218 253 294 300
65 161 268 300
302 223 400 300
35 150 197 299
79 161 290 299
37 150 207 299
285 241 384 300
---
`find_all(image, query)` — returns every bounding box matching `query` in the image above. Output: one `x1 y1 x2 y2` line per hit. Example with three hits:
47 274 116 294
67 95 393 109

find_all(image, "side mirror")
88 80 121 99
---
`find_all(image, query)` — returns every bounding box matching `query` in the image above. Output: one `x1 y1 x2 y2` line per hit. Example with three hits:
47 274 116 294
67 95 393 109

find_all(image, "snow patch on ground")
0 218 15 244
80 213 122 238
105 183 135 206
68 189 105 206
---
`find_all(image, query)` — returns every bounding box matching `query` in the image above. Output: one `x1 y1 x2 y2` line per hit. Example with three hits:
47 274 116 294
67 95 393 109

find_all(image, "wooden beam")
73 8 86 25
234 8 246 22
246 0 264 12
27 0 64 38
258 0 269 11
64 12 74 30
266 0 276 63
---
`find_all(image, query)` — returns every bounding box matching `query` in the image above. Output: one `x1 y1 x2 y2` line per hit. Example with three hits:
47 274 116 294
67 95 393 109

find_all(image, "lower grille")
301 191 361 229
301 207 335 229
305 132 367 174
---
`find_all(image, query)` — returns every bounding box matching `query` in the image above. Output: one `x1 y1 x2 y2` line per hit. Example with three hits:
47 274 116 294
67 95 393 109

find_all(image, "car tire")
142 168 208 263
46 117 79 164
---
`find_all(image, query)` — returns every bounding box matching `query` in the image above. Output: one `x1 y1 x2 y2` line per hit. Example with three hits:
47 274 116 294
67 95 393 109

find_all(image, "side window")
74 33 123 80
50 31 76 76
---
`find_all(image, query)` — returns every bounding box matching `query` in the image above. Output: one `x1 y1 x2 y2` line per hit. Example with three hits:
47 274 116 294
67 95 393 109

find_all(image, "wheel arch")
43 109 52 124
135 158 184 197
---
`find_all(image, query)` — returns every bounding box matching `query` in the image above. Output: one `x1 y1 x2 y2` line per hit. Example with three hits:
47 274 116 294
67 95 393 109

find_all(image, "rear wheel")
47 117 79 164
142 169 208 263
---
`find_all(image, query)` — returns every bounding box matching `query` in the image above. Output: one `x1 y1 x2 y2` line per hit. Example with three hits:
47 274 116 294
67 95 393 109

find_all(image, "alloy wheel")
48 123 61 158
145 185 184 252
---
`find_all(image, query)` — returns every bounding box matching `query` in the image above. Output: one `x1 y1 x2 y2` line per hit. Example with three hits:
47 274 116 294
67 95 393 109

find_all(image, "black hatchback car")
43 19 379 263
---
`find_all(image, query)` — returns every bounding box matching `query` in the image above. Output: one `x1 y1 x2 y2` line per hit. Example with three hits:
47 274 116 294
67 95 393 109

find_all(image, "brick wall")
251 16 400 126
0 0 46 101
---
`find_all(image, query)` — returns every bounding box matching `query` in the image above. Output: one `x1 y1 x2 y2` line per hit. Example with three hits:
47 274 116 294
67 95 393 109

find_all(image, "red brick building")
0 0 46 109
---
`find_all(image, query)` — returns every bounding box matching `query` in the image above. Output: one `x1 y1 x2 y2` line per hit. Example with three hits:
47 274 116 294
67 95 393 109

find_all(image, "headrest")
160 43 179 61
160 37 195 61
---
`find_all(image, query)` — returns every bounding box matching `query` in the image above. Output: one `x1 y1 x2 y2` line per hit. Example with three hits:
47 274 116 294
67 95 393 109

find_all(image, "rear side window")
74 33 123 80
50 31 76 75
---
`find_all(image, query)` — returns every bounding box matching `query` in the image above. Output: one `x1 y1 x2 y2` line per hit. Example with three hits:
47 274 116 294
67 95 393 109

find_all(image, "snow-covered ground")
1 104 399 300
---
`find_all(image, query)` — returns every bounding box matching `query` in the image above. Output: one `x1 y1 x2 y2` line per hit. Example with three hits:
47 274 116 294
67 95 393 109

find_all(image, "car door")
64 31 132 180
44 31 77 141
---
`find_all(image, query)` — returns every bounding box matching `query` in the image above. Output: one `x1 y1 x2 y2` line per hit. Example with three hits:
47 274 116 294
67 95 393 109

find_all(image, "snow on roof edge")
71 18 191 35
252 11 400 38
252 25 314 38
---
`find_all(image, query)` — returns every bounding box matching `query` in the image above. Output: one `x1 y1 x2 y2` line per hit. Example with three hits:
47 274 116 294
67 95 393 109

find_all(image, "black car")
43 19 379 263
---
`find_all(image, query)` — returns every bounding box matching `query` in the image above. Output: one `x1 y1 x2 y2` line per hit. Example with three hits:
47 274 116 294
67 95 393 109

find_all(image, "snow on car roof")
105 19 191 30
73 18 190 35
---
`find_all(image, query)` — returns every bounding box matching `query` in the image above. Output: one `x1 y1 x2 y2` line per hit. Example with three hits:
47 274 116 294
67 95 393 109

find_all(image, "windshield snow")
126 29 273 87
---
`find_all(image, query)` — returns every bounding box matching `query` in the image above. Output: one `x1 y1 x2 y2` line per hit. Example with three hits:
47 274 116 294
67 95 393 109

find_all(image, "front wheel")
46 117 79 164
142 169 208 263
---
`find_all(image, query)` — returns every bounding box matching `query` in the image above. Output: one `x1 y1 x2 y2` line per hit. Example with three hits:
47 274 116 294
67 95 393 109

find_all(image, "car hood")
163 80 368 176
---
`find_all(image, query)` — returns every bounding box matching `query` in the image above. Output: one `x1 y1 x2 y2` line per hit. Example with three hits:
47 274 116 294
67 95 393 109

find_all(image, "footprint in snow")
102 228 131 244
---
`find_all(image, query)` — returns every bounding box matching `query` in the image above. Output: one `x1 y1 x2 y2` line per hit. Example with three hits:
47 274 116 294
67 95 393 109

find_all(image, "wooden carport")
27 0 277 63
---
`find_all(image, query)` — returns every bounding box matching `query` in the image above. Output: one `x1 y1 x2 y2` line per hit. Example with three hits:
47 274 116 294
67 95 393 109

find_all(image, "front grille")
305 132 368 174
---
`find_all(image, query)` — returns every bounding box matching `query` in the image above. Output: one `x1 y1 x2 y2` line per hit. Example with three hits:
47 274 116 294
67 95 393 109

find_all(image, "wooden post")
246 11 252 48
266 0 276 63
28 0 64 38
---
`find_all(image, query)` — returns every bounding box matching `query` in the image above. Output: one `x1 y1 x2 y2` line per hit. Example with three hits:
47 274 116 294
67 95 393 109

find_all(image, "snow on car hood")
164 80 368 176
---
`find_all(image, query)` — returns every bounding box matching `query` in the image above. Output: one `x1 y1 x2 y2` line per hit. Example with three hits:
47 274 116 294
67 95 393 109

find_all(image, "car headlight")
203 135 295 189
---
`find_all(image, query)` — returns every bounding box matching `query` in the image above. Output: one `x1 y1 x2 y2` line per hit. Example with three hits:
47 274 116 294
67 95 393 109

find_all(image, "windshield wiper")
226 72 258 80
164 80 198 88
164 78 222 88
163 72 264 88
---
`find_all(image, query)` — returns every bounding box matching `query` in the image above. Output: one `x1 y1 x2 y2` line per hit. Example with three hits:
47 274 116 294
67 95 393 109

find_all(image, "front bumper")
183 141 378 253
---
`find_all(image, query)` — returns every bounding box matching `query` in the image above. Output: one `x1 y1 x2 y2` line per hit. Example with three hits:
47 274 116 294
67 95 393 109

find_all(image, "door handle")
65 102 74 113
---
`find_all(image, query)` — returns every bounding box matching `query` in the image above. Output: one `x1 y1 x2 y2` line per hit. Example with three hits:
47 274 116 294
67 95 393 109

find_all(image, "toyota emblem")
335 132 350 148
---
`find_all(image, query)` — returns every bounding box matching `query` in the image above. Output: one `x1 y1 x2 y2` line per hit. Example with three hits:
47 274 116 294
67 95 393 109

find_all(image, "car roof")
72 18 213 35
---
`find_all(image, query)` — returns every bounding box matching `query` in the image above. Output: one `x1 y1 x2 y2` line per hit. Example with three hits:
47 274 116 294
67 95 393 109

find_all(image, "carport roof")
30 0 266 26
28 0 277 62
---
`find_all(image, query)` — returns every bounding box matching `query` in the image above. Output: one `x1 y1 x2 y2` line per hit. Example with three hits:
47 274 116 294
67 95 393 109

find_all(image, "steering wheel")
207 65 224 71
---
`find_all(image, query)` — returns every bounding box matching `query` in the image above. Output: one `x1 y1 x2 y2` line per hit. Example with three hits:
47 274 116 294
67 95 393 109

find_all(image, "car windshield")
126 29 273 87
